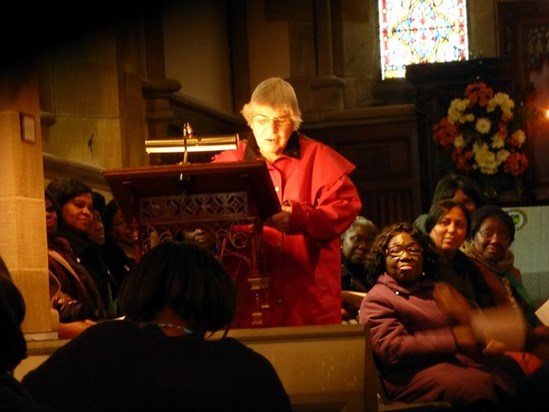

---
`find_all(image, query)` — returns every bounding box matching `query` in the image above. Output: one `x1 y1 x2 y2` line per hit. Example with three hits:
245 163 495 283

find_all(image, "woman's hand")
452 324 482 357
433 281 473 325
58 320 95 340
483 339 506 355
264 204 292 232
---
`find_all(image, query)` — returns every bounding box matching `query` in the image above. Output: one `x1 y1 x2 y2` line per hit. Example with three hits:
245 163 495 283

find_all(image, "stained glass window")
379 0 469 79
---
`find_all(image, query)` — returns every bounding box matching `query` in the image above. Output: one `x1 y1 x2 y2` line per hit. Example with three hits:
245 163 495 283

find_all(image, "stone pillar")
142 78 181 139
287 0 345 113
0 65 55 337
142 78 181 165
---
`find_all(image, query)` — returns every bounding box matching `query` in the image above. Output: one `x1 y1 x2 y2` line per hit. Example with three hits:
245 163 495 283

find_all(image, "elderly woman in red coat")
359 222 524 411
213 77 362 327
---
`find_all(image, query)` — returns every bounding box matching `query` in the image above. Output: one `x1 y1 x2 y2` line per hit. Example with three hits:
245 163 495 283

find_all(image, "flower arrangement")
433 82 529 180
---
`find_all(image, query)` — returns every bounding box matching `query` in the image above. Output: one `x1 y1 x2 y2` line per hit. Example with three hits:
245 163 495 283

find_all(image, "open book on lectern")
101 160 281 227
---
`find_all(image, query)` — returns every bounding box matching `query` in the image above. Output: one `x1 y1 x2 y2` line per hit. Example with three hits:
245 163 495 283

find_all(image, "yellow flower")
496 149 510 165
448 98 472 124
473 143 499 174
453 134 465 149
433 81 529 181
491 134 505 149
487 92 515 119
510 130 526 147
475 118 491 134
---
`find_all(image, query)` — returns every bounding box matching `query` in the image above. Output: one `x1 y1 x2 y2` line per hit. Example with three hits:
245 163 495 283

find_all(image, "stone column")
287 0 345 113
142 78 181 165
0 65 55 337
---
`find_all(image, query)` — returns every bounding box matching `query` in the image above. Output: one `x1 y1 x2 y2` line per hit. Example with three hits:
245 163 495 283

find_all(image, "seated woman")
101 199 136 288
359 222 523 410
425 199 495 309
47 178 119 319
340 216 378 322
462 205 549 363
22 241 292 412
45 190 102 339
341 215 378 293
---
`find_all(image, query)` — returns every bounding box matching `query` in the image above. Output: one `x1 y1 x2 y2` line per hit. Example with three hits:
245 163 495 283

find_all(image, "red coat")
212 133 362 326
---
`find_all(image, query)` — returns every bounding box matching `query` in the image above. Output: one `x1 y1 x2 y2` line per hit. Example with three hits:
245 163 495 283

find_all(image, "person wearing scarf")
462 204 549 367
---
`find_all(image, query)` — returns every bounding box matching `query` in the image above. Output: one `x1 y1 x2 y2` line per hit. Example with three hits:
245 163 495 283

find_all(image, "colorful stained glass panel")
379 0 469 79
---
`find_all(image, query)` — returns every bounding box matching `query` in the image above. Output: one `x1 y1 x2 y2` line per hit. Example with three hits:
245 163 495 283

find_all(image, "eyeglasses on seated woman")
462 205 549 365
359 222 526 410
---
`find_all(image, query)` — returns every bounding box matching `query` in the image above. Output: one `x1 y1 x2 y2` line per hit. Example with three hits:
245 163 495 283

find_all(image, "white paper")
535 298 549 326
470 305 527 352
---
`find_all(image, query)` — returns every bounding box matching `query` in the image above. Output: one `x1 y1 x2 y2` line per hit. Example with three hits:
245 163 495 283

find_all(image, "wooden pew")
16 323 378 412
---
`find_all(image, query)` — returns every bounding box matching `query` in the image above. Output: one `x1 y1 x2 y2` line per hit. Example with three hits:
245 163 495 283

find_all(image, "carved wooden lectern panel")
102 161 280 328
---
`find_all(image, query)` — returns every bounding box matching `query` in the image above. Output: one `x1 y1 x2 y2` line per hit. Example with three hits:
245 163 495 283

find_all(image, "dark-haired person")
462 205 549 365
86 193 106 247
22 242 292 412
425 199 495 309
415 172 486 232
0 257 59 412
45 190 102 339
101 199 136 288
340 216 377 322
341 216 378 293
359 222 523 410
47 178 119 319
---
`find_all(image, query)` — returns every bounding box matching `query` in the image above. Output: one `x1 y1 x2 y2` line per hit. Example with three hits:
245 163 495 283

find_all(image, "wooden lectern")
102 160 281 328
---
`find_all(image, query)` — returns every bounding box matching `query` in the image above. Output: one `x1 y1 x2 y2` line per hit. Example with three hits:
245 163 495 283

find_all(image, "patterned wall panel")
504 205 549 307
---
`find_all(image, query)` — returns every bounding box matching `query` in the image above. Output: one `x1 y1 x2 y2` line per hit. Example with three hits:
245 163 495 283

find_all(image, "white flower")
475 118 491 134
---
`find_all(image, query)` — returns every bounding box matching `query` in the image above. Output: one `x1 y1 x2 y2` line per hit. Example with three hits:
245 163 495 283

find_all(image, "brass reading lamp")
145 122 239 164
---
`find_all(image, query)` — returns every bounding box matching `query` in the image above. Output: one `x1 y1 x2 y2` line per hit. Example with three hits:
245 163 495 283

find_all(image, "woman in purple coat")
359 222 523 411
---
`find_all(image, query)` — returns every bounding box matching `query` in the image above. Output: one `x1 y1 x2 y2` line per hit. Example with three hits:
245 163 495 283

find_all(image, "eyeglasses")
478 229 510 241
386 245 423 258
253 115 292 127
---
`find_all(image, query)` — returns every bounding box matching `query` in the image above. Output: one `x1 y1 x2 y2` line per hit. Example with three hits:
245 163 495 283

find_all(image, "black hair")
0 256 27 372
102 199 121 237
46 178 93 232
44 189 60 211
364 222 439 289
46 177 92 209
92 192 106 216
424 199 471 235
432 173 485 207
469 205 515 243
119 241 237 335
